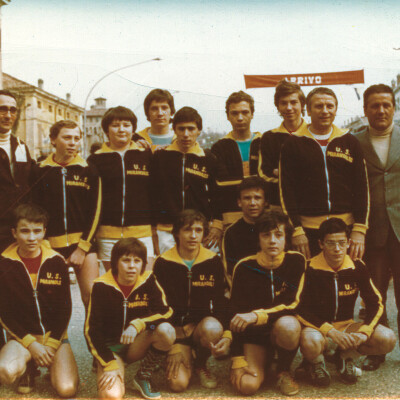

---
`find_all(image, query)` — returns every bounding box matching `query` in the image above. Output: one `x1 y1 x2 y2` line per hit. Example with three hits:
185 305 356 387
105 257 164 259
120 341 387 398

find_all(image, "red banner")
244 70 364 88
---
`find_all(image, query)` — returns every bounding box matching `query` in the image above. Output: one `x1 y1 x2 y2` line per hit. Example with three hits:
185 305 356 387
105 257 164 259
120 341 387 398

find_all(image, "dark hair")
110 238 147 276
143 89 175 120
274 80 306 115
12 203 48 229
318 218 350 242
49 120 81 141
90 142 102 155
172 209 208 245
172 107 202 130
237 176 267 199
306 87 338 109
255 211 293 250
0 90 17 102
225 91 255 115
363 84 395 109
101 106 137 136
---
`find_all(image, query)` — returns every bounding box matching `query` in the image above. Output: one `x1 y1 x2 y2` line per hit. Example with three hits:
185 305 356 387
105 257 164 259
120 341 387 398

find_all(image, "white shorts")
157 230 176 254
97 236 155 261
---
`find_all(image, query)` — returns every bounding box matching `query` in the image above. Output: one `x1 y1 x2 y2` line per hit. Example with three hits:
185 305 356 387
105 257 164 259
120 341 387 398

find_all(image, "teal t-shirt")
236 134 254 162
183 259 195 270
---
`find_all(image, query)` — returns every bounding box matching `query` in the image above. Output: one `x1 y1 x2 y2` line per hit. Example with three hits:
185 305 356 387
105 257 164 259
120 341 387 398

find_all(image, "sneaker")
309 360 331 387
277 371 299 396
17 363 38 394
68 266 76 284
337 358 361 384
133 376 161 399
196 366 217 389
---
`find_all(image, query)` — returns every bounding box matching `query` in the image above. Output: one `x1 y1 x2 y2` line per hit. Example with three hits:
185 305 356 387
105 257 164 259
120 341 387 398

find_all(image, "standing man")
137 89 175 151
259 80 307 210
0 90 34 253
211 91 261 226
354 84 400 371
280 87 369 259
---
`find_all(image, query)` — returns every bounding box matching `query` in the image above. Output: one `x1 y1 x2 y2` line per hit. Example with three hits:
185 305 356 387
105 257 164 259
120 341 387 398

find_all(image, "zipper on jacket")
122 299 128 330
61 167 69 246
33 289 46 339
333 273 339 321
120 154 126 236
182 154 186 209
270 270 275 301
320 144 331 212
182 269 192 324
210 300 213 314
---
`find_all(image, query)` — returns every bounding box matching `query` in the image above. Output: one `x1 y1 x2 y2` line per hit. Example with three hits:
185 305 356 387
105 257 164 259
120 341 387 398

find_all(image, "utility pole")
0 0 11 90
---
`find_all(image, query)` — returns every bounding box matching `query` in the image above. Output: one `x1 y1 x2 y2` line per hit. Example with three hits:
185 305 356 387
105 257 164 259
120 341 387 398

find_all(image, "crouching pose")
153 210 231 392
297 218 396 387
0 204 79 397
230 211 306 396
85 238 175 400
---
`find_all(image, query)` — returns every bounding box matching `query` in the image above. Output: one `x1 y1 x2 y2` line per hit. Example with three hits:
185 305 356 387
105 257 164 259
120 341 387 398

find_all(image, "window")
58 109 62 116
37 101 42 109
49 105 52 112
67 112 70 119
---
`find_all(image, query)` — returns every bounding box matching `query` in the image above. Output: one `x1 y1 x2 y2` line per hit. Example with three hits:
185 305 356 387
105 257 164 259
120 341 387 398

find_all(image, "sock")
276 347 298 373
194 344 211 369
136 345 167 380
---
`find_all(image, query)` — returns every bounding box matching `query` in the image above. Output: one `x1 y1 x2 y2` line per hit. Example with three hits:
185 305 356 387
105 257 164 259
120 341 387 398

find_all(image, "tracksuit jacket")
230 251 306 359
0 135 34 249
297 253 383 338
258 121 308 207
211 131 261 224
0 242 71 350
31 154 101 252
279 125 370 237
87 142 153 239
221 217 259 291
85 270 172 371
150 142 223 230
153 246 228 330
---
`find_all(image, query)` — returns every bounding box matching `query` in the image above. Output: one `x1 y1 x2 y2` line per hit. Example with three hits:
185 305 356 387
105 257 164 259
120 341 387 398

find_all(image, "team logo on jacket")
66 176 90 189
129 293 149 307
186 163 208 179
327 147 353 163
339 282 358 296
192 274 215 287
127 163 149 176
40 272 62 286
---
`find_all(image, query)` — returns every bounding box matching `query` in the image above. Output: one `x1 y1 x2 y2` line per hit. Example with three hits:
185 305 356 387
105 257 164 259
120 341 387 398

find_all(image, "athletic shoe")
133 376 161 399
68 266 76 284
196 366 217 389
17 363 39 394
299 359 331 387
362 354 385 371
337 358 361 384
277 371 299 396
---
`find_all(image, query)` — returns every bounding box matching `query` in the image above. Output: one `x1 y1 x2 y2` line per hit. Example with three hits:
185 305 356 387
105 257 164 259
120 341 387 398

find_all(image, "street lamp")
83 57 162 156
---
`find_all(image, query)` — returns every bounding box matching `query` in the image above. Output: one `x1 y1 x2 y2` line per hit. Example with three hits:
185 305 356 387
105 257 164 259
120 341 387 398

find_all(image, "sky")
2 0 400 133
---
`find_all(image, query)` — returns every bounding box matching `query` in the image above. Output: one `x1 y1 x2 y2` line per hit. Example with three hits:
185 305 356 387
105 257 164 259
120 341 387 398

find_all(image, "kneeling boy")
297 218 396 387
230 211 306 396
85 238 175 400
0 204 79 397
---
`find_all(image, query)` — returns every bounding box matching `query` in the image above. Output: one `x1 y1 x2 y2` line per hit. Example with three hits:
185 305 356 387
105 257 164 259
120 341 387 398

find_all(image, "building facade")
85 97 107 153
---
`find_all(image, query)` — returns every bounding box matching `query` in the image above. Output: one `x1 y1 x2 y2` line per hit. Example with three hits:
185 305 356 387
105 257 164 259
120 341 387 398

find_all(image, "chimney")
38 79 44 90
66 93 71 102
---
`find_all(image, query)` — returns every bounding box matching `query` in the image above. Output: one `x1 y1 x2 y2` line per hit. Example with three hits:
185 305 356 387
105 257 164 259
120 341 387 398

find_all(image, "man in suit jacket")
354 83 400 371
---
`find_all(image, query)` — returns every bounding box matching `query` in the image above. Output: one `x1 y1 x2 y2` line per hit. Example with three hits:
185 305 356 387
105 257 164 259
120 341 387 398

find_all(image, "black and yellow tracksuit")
279 125 370 238
87 142 153 239
31 154 101 253
259 121 307 207
0 242 71 351
297 253 383 338
150 142 223 231
85 270 172 371
211 131 261 225
153 246 229 332
221 217 259 292
230 251 306 360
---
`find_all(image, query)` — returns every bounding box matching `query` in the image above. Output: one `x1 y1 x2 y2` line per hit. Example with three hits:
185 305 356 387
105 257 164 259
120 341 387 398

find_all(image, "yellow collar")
223 131 261 141
40 153 87 167
166 141 205 156
256 251 285 270
2 241 59 265
95 269 152 294
297 124 348 142
309 252 355 272
272 120 307 134
96 141 140 154
160 245 215 268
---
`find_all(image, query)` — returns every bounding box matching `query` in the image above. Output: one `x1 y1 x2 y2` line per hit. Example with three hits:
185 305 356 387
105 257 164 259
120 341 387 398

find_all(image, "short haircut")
143 89 175 119
226 90 255 115
255 211 293 249
0 89 17 102
49 120 81 141
318 218 350 242
12 203 48 229
90 142 102 155
110 238 147 276
172 209 209 245
237 176 267 199
101 106 137 136
306 87 338 109
172 107 202 130
274 79 306 114
363 84 395 109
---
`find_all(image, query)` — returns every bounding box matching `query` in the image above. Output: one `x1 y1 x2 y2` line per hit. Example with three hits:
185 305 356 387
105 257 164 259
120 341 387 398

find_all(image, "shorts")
157 230 176 254
107 343 129 361
97 236 155 261
56 243 97 260
235 324 273 347
174 323 197 347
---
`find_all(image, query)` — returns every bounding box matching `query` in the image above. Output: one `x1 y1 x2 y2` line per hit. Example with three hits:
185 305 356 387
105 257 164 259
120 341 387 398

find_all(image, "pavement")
1 269 400 399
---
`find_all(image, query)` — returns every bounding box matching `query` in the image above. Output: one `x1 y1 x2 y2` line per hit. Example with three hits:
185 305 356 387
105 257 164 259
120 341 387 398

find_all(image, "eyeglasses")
324 240 348 249
0 106 17 115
